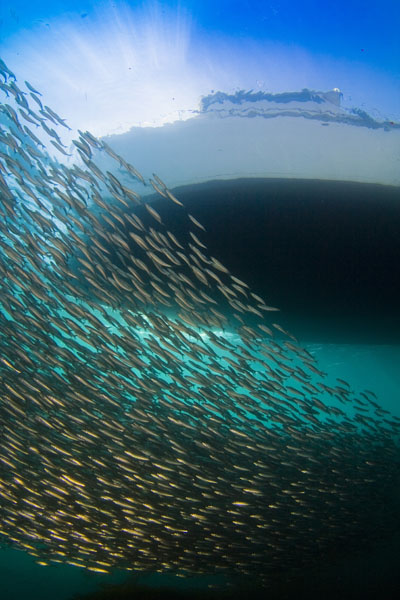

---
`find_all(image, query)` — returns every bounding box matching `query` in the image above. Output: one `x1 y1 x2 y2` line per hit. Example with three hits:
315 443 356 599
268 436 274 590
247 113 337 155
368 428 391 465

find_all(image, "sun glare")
1 1 398 137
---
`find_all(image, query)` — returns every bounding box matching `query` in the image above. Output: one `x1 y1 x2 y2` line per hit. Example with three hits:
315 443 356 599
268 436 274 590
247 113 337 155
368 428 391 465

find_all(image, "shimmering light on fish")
1 57 400 591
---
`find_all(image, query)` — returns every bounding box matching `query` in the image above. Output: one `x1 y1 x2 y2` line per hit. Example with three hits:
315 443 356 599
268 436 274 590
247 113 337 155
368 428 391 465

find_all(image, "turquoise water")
1 3 400 600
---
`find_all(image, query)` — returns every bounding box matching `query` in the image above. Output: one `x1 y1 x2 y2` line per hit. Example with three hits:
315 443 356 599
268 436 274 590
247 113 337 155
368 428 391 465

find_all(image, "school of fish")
1 57 400 587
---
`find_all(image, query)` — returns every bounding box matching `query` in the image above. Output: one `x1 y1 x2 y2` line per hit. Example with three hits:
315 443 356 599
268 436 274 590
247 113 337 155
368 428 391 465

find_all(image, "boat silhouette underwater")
1 15 400 599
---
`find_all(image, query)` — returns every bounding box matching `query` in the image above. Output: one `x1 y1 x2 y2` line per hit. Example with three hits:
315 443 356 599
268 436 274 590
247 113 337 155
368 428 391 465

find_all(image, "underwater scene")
1 2 400 599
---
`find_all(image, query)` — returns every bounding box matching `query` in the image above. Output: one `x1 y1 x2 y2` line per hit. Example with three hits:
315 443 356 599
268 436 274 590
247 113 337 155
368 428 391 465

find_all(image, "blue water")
1 2 400 599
